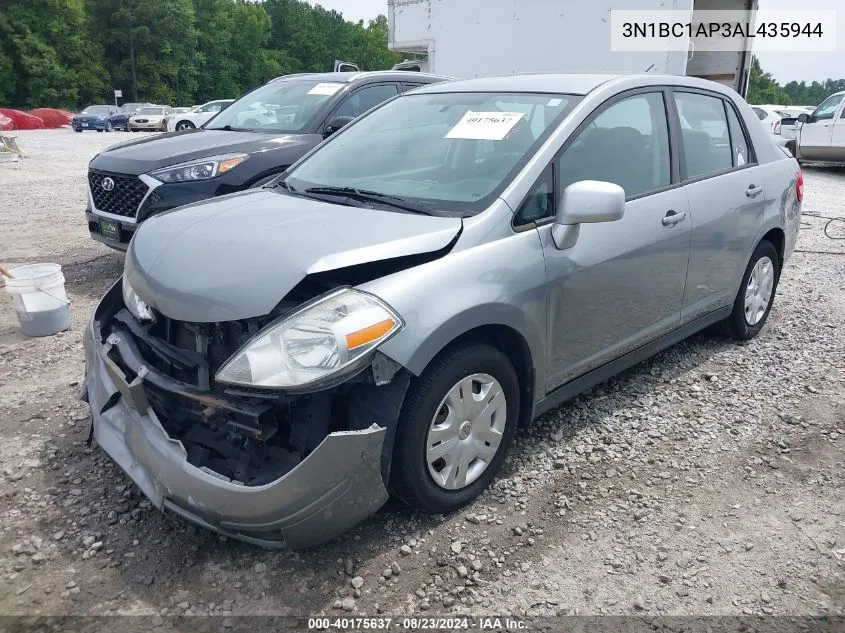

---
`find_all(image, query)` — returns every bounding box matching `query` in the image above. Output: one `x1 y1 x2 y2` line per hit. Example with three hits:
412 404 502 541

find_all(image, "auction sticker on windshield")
307 83 344 96
445 111 525 141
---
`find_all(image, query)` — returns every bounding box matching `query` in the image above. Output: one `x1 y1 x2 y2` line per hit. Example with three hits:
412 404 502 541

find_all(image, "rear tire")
719 240 780 340
74 129 82 133
390 342 520 514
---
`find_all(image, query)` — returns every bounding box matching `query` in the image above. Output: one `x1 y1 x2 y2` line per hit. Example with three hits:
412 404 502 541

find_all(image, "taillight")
774 120 782 135
796 167 804 202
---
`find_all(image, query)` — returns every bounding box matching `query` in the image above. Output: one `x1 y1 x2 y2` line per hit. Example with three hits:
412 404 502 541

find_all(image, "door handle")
662 210 686 227
746 184 763 198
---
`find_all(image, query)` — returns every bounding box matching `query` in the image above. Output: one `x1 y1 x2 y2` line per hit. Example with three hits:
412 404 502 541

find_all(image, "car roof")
409 73 622 95
406 73 745 97
270 70 451 84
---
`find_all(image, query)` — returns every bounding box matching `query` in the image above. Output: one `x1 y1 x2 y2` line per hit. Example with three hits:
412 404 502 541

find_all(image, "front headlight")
149 153 248 183
122 277 154 322
216 288 403 390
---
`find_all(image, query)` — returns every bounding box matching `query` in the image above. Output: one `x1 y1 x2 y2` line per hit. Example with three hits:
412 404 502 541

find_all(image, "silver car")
82 74 803 548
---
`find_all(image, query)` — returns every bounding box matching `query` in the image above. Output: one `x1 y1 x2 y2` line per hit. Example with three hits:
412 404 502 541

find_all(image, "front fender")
359 222 548 399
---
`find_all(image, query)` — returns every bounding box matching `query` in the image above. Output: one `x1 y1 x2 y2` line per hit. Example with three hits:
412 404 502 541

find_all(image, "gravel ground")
0 129 843 621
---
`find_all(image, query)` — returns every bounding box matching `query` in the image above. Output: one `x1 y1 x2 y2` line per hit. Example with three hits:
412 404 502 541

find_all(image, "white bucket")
4 263 71 337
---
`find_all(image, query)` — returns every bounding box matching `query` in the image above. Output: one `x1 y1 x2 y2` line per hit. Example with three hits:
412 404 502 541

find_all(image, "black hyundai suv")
85 71 450 250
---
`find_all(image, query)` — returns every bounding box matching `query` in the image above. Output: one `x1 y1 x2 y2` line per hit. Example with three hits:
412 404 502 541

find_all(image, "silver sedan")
83 73 802 548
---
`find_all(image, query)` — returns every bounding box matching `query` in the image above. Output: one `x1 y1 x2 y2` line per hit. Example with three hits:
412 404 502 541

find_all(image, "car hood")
124 190 462 322
89 129 320 175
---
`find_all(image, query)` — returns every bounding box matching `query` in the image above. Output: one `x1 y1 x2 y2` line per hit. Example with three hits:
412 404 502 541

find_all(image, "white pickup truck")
792 91 845 163
388 0 757 96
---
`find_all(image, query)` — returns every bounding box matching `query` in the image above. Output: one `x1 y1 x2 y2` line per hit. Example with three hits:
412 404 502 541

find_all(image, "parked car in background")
85 71 450 249
794 91 845 163
751 105 807 139
128 106 173 132
83 73 801 548
72 105 120 132
166 99 235 132
110 103 153 131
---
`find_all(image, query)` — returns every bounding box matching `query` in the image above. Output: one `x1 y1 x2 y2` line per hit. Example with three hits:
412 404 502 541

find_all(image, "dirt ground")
0 129 843 624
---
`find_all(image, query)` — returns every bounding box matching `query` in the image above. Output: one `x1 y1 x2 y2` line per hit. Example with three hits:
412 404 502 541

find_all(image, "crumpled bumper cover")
82 320 389 549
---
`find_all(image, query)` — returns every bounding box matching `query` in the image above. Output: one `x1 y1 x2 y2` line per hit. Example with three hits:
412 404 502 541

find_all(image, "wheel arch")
761 227 785 270
383 313 541 429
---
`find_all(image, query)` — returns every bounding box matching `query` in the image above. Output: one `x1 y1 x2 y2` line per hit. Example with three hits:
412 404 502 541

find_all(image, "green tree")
0 0 109 108
782 78 845 107
1 0 418 109
746 57 791 105
88 0 198 104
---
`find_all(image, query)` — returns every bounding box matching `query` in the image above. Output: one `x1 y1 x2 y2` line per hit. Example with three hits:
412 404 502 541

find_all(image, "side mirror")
551 180 626 250
797 113 810 124
324 116 354 137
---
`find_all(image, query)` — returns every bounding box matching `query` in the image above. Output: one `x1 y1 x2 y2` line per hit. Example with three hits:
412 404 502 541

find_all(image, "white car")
234 102 280 128
166 99 234 132
794 90 845 163
750 104 807 141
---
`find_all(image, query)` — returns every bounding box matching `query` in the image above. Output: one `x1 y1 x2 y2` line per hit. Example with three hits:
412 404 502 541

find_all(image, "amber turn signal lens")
346 319 397 350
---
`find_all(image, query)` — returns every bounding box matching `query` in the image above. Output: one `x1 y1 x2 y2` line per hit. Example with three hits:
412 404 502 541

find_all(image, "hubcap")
426 373 507 491
744 256 775 326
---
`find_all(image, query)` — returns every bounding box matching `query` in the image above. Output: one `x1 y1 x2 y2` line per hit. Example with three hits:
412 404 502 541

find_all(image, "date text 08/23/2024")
307 617 527 630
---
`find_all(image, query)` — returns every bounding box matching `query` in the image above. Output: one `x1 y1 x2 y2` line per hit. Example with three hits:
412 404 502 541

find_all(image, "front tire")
390 342 520 514
720 240 780 340
175 120 195 131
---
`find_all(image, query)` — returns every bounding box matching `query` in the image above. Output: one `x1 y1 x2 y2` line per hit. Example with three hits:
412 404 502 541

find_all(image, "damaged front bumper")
82 316 390 549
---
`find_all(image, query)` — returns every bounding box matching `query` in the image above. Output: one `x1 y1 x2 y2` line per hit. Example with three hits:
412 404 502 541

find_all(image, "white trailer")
388 0 756 96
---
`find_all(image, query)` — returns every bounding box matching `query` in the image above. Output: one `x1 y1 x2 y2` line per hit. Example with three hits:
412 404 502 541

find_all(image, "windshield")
82 106 111 115
285 91 581 214
121 103 144 112
138 107 165 115
204 79 348 132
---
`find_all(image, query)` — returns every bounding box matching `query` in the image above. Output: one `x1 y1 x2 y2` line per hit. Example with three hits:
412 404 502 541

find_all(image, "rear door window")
674 92 733 179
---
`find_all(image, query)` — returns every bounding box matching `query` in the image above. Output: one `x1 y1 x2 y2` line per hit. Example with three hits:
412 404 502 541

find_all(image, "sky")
306 0 844 84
